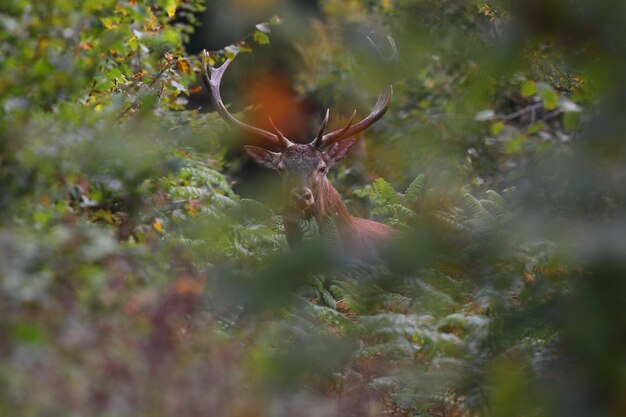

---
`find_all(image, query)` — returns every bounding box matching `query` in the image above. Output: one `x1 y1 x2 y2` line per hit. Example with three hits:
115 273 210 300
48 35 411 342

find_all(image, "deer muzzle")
290 187 314 209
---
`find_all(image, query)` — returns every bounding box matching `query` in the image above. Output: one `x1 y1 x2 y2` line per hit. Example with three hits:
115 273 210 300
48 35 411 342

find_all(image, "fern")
485 189 505 206
372 204 416 221
372 178 402 205
431 211 469 233
479 199 505 216
403 173 427 205
354 174 431 228
296 217 320 242
180 166 234 196
320 215 342 251
463 193 494 221
169 185 206 200
309 304 356 330
210 192 237 208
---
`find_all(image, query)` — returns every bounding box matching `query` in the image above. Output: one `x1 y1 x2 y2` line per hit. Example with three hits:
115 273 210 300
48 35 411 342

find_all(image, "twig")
542 109 562 121
118 60 174 119
499 103 543 121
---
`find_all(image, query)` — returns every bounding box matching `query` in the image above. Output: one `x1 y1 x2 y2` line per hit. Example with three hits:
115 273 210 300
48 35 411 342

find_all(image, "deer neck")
312 177 351 222
282 177 353 246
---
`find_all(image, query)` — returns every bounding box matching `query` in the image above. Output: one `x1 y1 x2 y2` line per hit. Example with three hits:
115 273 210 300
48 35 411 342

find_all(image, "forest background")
1 0 625 416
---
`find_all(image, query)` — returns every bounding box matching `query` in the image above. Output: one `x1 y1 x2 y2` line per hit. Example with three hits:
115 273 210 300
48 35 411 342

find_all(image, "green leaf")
202 50 216 66
237 42 252 53
253 31 270 45
563 112 581 132
33 210 50 227
165 0 177 18
101 16 120 29
504 134 526 154
538 85 559 110
11 323 48 345
162 28 181 45
526 121 546 134
224 45 240 59
127 36 139 52
490 121 505 136
520 80 537 97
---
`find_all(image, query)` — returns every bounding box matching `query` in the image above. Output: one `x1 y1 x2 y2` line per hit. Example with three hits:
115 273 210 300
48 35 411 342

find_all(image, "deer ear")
244 146 281 169
323 139 356 167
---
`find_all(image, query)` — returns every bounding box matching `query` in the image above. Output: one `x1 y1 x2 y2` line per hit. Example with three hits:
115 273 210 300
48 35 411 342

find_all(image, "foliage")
1 1 625 417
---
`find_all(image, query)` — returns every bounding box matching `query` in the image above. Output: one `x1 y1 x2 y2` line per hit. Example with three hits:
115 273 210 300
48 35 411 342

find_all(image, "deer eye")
318 166 326 173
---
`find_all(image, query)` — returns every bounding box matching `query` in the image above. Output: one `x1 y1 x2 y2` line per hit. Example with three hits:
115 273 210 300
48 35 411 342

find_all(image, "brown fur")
244 144 395 255
284 175 396 253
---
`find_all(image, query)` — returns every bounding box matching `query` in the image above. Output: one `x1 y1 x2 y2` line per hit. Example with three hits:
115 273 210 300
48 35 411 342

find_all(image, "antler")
312 35 398 150
201 50 293 150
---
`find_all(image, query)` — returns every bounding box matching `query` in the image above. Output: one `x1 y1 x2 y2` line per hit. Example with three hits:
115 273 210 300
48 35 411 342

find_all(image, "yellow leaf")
133 70 147 80
153 220 164 233
176 58 190 74
165 0 177 18
101 17 118 29
114 5 129 17
185 200 201 217
78 41 93 51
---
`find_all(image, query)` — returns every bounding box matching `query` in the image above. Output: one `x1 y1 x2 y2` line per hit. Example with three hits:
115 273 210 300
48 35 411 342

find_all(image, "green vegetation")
1 1 624 416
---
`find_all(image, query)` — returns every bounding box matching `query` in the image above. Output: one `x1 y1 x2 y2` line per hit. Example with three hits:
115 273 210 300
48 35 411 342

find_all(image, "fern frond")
403 174 427 205
485 189 505 206
180 166 234 195
169 186 206 200
463 193 494 221
479 199 506 217
296 218 319 242
320 215 342 250
372 178 401 205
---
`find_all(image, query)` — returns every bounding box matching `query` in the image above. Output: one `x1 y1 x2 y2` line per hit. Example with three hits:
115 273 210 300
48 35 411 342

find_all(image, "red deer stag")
201 36 398 254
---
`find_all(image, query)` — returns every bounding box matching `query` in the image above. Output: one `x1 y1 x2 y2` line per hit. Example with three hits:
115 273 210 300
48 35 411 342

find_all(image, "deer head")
201 36 397 218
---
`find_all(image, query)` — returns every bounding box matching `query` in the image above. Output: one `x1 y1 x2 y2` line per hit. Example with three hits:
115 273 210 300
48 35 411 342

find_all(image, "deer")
201 36 398 255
